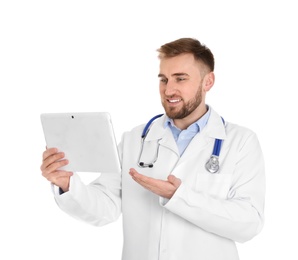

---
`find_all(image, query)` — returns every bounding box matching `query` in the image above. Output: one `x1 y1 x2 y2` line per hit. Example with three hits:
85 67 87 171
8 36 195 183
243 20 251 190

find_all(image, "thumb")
167 175 182 188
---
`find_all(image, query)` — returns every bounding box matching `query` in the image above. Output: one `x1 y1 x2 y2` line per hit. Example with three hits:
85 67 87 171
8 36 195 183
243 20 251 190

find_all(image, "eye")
160 78 168 84
176 77 186 82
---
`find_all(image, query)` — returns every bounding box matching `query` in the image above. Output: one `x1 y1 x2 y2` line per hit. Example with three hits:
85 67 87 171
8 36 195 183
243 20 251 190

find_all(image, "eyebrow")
158 73 189 78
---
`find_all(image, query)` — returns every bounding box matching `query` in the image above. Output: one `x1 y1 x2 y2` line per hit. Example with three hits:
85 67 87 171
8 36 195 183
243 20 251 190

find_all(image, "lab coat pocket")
195 174 232 199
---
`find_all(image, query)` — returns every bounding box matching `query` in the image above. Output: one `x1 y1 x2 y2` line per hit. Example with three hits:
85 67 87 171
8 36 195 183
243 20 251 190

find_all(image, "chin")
166 109 183 119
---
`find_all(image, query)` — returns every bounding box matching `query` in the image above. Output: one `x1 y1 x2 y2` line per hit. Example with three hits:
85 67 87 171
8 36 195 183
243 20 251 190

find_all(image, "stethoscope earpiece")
138 162 154 168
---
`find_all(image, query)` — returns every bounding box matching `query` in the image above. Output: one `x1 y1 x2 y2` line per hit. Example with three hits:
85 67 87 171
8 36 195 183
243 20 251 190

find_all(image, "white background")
1 0 297 259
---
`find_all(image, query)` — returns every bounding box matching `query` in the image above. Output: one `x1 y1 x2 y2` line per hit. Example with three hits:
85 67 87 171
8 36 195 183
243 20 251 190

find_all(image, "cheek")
182 86 198 98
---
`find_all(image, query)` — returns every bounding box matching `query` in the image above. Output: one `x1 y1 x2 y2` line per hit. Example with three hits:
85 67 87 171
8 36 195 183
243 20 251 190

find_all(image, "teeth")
169 99 180 103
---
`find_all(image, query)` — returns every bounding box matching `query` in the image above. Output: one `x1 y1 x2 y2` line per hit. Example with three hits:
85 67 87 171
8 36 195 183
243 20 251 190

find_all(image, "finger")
167 175 182 188
129 168 139 177
42 147 58 161
41 151 66 171
129 169 148 182
131 173 149 185
132 177 159 193
41 158 69 177
131 171 153 184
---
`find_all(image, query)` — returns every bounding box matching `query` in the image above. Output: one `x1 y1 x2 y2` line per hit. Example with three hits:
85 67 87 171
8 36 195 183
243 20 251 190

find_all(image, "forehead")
159 53 203 75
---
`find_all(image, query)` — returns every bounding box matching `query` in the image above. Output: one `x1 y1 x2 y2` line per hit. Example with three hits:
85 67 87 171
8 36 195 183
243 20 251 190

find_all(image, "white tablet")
40 112 121 173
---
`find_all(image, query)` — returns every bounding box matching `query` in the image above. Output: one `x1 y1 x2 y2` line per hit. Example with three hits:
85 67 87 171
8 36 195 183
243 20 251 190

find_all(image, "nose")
164 81 177 96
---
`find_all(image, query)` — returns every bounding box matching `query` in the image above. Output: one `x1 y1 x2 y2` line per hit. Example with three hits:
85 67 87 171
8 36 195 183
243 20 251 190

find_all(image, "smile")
167 99 181 103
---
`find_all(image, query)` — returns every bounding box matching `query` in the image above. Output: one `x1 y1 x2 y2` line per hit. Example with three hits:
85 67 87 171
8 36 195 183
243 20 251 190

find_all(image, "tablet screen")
40 112 121 173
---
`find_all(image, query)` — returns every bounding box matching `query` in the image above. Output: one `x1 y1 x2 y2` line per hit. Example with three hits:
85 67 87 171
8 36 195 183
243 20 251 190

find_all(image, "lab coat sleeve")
53 171 122 227
163 132 265 243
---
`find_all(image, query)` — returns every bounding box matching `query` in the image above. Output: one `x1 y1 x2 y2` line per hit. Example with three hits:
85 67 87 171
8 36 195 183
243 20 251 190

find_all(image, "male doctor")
41 38 265 260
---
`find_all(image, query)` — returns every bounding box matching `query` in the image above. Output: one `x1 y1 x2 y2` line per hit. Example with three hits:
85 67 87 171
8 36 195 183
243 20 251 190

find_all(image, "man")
41 38 265 260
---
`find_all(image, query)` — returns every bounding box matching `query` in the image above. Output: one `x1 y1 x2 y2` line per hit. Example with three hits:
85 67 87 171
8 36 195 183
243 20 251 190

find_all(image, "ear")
203 72 215 92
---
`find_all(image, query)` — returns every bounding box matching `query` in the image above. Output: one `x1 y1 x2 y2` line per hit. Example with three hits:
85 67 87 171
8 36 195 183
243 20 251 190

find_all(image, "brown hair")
157 38 214 72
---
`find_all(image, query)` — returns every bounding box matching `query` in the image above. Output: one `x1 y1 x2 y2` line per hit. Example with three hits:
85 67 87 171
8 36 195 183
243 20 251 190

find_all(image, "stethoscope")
137 114 225 173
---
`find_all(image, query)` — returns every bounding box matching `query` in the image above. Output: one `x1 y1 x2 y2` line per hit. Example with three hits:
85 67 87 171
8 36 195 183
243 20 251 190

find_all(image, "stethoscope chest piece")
205 155 220 173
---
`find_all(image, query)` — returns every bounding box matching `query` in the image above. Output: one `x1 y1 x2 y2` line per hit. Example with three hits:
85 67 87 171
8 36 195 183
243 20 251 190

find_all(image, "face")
158 53 213 121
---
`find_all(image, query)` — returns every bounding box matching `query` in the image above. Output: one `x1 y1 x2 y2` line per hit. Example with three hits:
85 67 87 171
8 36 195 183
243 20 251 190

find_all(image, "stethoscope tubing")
138 114 225 173
141 114 164 138
212 139 222 157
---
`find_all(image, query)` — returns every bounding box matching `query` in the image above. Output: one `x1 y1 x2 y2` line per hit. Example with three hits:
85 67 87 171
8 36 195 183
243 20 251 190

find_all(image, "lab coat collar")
144 106 227 141
204 107 227 140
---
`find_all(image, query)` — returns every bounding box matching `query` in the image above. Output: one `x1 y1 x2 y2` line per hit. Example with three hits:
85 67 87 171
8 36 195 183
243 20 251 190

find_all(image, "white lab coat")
54 107 265 260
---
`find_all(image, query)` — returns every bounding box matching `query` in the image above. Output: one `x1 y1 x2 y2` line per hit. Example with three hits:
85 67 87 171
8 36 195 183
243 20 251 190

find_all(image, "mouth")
167 98 182 104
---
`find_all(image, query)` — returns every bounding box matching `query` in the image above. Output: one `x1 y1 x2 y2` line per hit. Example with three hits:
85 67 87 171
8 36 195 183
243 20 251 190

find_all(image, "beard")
162 85 203 120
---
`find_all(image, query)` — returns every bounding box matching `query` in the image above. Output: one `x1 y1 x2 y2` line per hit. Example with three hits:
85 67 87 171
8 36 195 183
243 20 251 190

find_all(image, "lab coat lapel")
144 115 179 156
205 107 227 140
180 130 210 159
174 107 227 172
